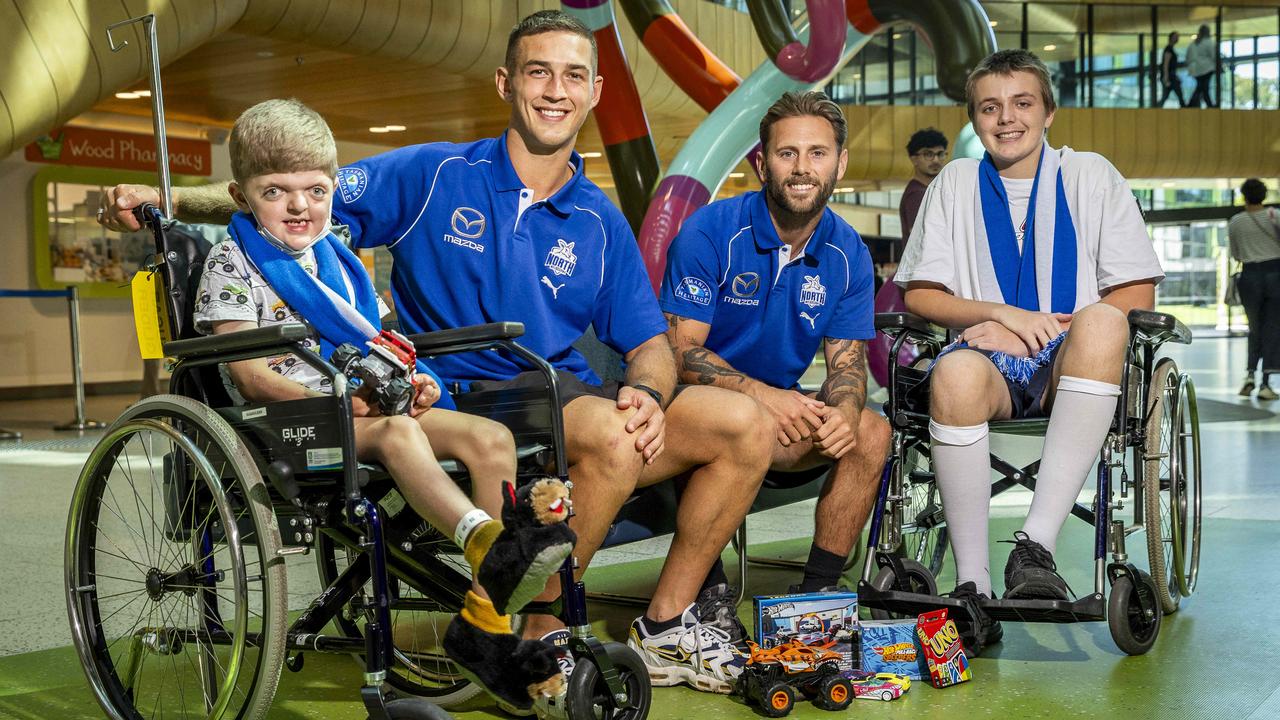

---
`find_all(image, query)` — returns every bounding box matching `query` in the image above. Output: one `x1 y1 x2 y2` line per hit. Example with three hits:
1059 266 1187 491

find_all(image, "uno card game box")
916 608 971 687
754 591 858 670
859 619 924 679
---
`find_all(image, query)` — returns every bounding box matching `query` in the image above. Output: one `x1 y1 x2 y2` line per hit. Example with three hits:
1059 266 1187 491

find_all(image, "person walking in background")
1228 178 1280 401
1157 31 1186 108
1185 24 1218 108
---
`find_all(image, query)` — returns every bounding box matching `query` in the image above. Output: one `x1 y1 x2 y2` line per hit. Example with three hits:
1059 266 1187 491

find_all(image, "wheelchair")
63 206 653 720
857 309 1202 655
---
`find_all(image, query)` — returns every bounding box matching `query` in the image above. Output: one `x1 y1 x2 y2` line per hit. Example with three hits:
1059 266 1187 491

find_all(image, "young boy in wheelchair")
894 50 1164 653
193 98 574 709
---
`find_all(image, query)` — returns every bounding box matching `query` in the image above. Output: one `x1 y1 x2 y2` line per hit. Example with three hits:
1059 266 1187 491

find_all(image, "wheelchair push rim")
65 396 286 720
1142 359 1201 614
1171 373 1202 597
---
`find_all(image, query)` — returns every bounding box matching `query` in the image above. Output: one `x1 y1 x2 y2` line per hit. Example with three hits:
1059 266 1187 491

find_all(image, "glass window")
1223 6 1280 110
1091 5 1148 108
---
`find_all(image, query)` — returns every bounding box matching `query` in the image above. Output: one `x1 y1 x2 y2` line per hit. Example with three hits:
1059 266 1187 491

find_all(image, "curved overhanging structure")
1 0 1277 182
0 0 762 157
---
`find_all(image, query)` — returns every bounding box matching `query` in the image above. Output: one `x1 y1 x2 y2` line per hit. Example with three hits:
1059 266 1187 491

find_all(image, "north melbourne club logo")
544 239 577 277
336 167 367 203
799 274 827 308
450 207 486 239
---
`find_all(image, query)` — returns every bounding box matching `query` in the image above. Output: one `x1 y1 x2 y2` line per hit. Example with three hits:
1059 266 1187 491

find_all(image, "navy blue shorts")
468 370 688 409
907 337 1066 420
962 344 1063 419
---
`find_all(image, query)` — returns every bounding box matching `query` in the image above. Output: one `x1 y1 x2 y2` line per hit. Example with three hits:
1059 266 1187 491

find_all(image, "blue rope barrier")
0 288 72 299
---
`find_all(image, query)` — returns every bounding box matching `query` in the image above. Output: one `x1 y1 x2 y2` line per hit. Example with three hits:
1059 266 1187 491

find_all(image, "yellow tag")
131 271 170 359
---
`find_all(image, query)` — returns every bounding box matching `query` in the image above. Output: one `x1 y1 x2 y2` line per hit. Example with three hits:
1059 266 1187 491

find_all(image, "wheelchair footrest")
980 594 1105 623
857 581 1105 624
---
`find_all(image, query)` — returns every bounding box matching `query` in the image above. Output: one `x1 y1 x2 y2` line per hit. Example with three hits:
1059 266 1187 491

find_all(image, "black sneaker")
1239 377 1257 397
695 583 749 649
942 581 1002 657
1001 531 1070 600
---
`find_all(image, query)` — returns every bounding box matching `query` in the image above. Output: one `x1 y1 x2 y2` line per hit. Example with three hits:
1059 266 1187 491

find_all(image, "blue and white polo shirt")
332 132 668 387
660 190 875 389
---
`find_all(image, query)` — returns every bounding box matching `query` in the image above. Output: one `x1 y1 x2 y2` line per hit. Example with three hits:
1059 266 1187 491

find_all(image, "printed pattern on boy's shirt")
193 239 332 394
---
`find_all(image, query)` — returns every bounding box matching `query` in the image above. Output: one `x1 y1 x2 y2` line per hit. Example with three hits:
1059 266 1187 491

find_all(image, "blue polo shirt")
331 133 667 387
660 191 875 389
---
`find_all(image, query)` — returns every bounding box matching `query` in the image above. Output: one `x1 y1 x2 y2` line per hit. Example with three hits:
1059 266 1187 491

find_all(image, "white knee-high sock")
930 420 992 597
1021 376 1121 556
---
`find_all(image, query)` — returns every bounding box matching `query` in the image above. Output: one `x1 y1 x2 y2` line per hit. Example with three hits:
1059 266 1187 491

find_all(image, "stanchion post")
54 286 105 431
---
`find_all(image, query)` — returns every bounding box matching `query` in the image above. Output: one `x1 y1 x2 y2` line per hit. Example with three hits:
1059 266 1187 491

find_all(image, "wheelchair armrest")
874 312 943 344
407 322 526 356
1127 309 1192 345
164 323 312 360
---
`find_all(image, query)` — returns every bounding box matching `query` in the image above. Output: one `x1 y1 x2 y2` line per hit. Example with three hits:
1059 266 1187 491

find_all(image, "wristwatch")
630 383 665 409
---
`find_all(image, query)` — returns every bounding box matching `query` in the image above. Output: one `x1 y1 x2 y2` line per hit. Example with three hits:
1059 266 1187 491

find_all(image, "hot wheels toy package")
859 619 924 679
755 591 859 670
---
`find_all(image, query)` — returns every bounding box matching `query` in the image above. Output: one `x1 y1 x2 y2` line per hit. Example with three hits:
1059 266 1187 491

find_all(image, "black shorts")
468 370 688 409
906 342 1064 420
964 345 1062 419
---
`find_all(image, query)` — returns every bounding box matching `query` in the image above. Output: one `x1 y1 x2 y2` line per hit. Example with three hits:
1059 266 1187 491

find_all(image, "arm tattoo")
682 347 747 387
819 338 868 414
664 311 747 387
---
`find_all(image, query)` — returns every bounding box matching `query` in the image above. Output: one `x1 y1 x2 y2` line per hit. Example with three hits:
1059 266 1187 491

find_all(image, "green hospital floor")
1 336 1277 719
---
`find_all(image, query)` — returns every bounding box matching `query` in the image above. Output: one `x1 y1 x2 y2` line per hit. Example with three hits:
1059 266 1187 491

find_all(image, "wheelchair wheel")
315 525 483 708
898 447 949 577
65 395 286 720
868 558 938 620
1143 359 1202 614
1107 570 1161 656
565 641 652 720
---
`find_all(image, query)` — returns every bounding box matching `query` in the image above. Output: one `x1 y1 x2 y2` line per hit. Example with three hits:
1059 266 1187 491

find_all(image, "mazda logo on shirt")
724 271 761 307
732 272 760 297
450 207 486 239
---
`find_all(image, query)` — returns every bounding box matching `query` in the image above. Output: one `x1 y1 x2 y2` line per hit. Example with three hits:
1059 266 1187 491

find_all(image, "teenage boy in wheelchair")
893 49 1164 653
197 98 573 709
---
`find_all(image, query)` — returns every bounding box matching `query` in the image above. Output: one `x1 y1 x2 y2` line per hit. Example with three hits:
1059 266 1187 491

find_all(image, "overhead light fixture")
581 151 602 158
892 33 902 40
384 124 406 132
136 90 151 97
114 91 140 99
834 187 855 194
369 126 390 133
989 20 998 28
256 50 275 58
853 73 862 79
728 172 745 178
1043 44 1057 51
1161 181 1176 188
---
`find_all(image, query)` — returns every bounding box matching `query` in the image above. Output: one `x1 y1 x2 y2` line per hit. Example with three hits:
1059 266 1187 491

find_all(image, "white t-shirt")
1001 176 1034 252
194 238 389 398
896 146 1164 309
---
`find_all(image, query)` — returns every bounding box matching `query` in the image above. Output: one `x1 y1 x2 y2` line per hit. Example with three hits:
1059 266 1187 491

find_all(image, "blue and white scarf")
228 212 454 409
974 141 1077 314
